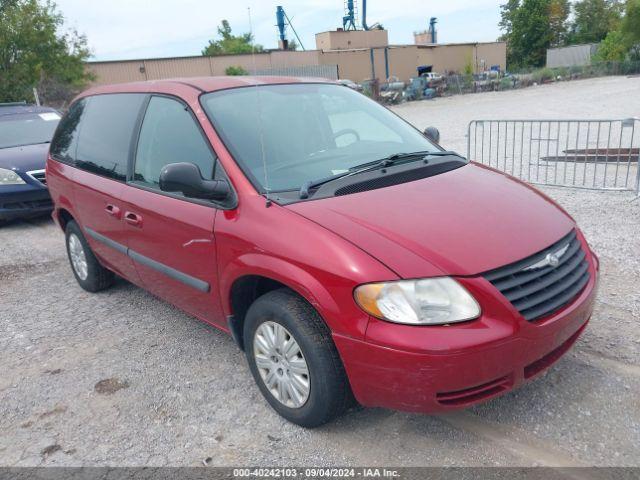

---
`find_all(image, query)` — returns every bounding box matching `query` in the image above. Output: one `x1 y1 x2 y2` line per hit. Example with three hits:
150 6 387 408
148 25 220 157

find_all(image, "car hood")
287 163 575 278
0 143 49 172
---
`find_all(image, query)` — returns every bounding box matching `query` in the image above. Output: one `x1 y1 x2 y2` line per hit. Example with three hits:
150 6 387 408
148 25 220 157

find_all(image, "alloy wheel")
253 321 310 408
68 233 89 281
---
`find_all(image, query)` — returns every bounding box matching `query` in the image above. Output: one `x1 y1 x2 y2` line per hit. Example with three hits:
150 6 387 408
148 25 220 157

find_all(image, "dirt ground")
1 76 639 467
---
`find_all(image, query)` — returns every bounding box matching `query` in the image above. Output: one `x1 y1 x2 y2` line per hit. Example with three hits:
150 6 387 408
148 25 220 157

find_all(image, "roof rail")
0 101 28 107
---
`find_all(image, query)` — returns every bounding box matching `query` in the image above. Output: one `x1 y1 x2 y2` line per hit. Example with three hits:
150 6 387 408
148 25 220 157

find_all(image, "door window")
133 96 215 189
75 94 146 181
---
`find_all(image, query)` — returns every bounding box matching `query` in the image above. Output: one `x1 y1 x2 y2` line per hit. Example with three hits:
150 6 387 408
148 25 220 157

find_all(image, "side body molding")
84 227 210 293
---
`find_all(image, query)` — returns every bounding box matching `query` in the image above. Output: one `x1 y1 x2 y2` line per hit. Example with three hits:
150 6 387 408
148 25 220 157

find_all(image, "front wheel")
244 289 352 428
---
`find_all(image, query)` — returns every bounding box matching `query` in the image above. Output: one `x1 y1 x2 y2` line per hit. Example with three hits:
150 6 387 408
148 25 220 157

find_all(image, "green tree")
202 20 264 56
500 0 569 68
594 0 640 61
0 0 91 103
620 0 640 45
498 0 521 41
569 0 623 44
595 29 628 60
549 0 571 46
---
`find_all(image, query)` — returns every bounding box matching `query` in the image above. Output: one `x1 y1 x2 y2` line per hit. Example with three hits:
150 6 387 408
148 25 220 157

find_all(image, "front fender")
219 252 368 339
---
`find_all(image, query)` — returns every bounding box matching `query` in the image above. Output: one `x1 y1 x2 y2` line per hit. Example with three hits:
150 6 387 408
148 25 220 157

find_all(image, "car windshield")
201 83 439 192
0 112 61 149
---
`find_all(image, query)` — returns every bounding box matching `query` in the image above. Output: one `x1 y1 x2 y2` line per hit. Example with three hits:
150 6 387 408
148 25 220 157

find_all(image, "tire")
65 220 114 292
244 288 352 428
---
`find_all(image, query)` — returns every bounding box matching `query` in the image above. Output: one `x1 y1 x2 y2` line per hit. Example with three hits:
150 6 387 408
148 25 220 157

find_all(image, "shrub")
552 66 569 79
499 77 514 90
531 67 555 83
225 66 248 76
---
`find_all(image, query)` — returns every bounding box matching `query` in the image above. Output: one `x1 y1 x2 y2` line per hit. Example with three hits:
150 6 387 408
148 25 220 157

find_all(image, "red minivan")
46 77 598 427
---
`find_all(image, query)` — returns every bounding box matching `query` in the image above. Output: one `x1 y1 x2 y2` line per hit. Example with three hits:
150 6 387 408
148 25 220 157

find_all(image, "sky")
54 0 505 62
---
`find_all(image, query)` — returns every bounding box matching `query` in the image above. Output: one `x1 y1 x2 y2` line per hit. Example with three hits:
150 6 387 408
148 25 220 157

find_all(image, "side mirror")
159 162 230 201
424 126 440 144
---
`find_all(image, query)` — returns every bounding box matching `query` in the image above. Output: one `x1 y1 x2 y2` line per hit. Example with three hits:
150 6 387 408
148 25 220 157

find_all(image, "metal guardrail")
467 118 640 195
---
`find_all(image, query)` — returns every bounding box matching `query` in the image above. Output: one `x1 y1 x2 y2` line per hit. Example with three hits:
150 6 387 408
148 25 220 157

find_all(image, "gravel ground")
1 76 639 467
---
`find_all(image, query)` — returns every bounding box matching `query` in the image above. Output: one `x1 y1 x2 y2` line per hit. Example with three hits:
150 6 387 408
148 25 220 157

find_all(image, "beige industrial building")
87 29 505 86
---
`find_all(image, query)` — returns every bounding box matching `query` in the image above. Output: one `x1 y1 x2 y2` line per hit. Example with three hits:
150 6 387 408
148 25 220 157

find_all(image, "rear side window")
50 99 87 162
75 94 146 181
133 96 215 188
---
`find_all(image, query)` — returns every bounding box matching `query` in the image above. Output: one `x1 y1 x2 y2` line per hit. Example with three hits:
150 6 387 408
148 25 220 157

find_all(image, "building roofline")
86 41 505 66
547 43 599 50
321 41 505 53
87 50 321 65
315 29 387 34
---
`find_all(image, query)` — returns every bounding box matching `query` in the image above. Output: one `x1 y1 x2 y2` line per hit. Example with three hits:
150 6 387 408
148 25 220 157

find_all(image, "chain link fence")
445 61 640 96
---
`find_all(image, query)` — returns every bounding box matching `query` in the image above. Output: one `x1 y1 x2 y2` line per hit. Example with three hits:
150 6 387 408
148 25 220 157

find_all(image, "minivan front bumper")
334 252 598 414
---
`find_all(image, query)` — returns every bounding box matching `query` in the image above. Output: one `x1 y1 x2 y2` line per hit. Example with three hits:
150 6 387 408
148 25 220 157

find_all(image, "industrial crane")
343 0 357 30
276 6 305 50
343 0 378 31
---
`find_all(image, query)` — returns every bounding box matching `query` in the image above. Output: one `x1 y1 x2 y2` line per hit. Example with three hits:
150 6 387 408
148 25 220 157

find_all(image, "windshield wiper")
423 150 466 159
346 150 465 172
299 172 350 199
298 150 466 199
346 150 434 172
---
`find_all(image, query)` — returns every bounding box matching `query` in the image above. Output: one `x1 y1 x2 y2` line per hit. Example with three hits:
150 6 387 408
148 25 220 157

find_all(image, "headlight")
0 168 26 185
354 277 481 325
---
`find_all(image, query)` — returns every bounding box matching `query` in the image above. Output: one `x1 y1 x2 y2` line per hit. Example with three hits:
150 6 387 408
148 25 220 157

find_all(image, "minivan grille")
483 230 590 322
27 169 47 186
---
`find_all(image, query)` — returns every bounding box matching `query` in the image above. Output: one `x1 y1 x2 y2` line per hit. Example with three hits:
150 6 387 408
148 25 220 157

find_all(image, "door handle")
105 204 121 219
124 211 143 227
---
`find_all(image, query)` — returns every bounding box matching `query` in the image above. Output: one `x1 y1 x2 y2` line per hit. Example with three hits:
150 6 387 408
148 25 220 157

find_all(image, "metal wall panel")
144 57 212 80
547 44 597 68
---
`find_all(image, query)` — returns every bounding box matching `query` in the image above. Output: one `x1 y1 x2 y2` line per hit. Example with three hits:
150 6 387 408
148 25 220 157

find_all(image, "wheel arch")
223 254 341 350
56 208 75 230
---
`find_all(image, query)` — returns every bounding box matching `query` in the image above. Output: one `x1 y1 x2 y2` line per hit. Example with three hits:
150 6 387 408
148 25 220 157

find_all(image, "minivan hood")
287 163 575 278
0 143 49 172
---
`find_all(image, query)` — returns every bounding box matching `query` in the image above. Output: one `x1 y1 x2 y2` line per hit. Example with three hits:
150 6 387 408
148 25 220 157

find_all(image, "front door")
120 95 224 327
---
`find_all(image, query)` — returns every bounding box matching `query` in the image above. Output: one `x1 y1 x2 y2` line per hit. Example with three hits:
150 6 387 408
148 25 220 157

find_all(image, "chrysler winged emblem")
524 243 570 271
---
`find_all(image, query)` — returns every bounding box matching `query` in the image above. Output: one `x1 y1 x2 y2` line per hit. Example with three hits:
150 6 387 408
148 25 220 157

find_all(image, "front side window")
133 96 215 189
0 111 61 150
75 94 146 181
201 83 439 192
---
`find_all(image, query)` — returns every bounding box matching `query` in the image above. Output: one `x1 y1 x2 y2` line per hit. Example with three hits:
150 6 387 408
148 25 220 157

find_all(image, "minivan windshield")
0 112 60 149
201 83 440 192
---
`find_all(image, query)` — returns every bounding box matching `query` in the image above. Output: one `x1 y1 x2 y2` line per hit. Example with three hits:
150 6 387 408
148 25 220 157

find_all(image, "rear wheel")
65 220 114 292
244 288 352 428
